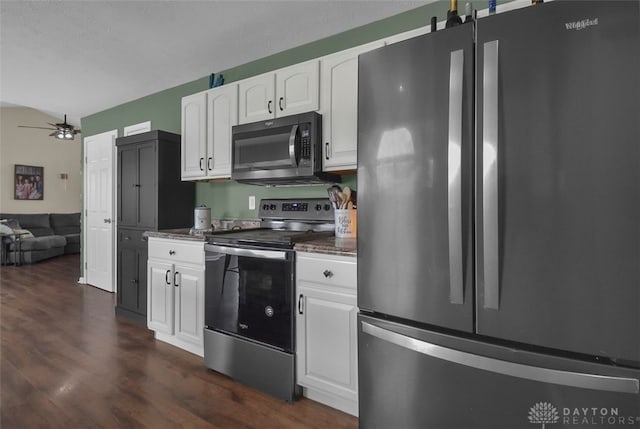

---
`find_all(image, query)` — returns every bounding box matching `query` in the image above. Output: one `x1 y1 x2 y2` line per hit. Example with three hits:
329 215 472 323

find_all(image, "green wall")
81 0 510 220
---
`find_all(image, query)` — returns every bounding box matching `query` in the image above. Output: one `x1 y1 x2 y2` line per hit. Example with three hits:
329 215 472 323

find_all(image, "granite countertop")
294 236 357 257
145 220 262 242
144 229 207 242
145 228 358 256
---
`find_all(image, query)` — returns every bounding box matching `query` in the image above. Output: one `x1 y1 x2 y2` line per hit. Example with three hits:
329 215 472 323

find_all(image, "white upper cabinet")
238 73 276 124
275 61 320 117
181 92 207 179
238 60 320 124
206 85 238 178
320 41 384 171
181 84 238 181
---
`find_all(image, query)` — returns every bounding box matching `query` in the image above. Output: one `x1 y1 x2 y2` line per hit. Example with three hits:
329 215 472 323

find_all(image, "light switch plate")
249 195 256 210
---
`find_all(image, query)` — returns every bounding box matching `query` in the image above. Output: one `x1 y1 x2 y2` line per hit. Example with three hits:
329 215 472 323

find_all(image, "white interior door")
84 130 117 292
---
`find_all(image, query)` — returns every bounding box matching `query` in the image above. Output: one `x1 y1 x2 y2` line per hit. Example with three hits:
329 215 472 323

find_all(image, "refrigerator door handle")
482 40 500 310
361 321 640 394
448 49 465 305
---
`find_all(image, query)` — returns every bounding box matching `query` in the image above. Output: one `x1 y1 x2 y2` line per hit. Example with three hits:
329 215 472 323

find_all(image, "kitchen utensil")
327 185 343 209
342 187 351 209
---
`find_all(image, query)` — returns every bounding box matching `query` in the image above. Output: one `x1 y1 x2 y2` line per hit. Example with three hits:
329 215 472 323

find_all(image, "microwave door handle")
289 124 299 167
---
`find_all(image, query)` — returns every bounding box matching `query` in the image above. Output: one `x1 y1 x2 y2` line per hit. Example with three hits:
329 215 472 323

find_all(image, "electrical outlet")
249 195 256 210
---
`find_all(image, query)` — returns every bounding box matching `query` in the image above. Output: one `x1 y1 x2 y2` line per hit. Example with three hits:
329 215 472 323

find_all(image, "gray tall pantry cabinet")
115 130 195 323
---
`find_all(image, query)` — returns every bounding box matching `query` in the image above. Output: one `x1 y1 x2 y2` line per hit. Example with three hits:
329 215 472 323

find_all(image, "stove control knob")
324 204 331 211
269 204 277 210
315 204 322 211
262 204 269 210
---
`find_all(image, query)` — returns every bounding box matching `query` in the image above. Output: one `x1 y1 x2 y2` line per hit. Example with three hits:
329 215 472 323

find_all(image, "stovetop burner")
206 198 335 249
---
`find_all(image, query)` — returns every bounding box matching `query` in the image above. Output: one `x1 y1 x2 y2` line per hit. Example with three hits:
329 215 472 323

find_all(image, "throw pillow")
0 223 12 235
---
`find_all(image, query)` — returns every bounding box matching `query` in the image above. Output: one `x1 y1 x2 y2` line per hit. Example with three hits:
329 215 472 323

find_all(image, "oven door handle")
205 244 288 260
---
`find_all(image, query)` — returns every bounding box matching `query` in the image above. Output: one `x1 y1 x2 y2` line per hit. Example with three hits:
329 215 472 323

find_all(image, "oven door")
204 244 295 352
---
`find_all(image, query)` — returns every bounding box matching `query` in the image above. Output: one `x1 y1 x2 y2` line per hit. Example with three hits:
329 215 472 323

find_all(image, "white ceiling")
1 0 431 128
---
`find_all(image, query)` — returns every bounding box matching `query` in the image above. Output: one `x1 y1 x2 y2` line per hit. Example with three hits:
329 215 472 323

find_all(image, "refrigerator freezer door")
476 1 640 364
358 314 640 429
358 24 474 332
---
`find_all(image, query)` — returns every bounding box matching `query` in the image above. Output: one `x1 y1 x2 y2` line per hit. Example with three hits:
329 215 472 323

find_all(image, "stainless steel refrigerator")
357 2 640 427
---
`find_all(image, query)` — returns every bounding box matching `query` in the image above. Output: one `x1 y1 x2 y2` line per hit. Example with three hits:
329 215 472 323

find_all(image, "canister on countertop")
194 205 211 230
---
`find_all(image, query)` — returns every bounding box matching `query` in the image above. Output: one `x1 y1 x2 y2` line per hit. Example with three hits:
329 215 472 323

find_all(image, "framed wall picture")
14 164 44 200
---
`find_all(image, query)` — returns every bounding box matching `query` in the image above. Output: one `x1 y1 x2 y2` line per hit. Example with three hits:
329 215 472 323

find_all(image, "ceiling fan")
18 114 81 140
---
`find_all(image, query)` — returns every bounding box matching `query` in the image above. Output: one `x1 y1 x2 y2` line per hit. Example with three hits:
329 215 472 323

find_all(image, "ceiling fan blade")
74 129 82 134
49 131 58 136
18 125 57 130
47 122 59 127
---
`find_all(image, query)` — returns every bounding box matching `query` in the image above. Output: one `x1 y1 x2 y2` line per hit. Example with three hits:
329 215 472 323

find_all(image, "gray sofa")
0 212 80 264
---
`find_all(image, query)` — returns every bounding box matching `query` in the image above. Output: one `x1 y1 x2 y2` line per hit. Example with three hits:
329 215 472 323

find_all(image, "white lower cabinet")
147 237 205 357
296 252 358 416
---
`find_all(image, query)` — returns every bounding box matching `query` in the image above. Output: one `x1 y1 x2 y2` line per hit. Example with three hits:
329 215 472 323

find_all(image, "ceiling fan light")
64 131 74 139
56 131 65 139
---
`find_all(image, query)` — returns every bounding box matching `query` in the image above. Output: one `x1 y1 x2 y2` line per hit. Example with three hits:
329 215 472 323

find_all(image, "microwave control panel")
300 125 311 163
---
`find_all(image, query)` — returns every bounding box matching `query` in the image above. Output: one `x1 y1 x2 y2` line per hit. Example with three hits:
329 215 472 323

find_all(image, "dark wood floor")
0 255 359 428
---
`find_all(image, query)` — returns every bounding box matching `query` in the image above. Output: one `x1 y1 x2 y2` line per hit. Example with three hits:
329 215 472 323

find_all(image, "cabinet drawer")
297 253 356 290
148 238 204 265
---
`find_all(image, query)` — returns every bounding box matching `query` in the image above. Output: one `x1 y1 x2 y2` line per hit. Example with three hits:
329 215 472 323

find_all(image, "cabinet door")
137 244 148 317
117 146 138 227
147 260 174 334
137 143 157 229
276 61 319 117
296 284 358 401
117 237 139 313
206 85 237 178
321 42 383 171
181 92 207 179
173 264 205 346
238 73 275 124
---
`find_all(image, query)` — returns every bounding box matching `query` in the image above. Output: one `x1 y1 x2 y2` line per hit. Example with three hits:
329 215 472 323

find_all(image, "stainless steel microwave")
231 111 339 186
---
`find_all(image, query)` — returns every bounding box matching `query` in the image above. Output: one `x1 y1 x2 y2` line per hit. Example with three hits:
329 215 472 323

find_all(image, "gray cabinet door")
476 1 640 363
357 25 474 332
117 228 147 316
137 143 157 229
118 146 138 227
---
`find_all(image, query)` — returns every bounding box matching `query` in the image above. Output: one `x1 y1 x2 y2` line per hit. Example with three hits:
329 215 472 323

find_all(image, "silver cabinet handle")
267 100 273 114
207 157 213 171
104 218 112 224
361 321 639 394
323 269 333 278
288 124 299 167
174 271 180 287
482 40 500 310
298 294 304 314
205 244 287 260
169 250 175 256
448 49 465 305
165 269 171 285
199 157 205 171
279 97 284 111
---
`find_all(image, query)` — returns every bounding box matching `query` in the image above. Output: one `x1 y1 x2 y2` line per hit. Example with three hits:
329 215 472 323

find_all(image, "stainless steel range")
203 198 334 402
